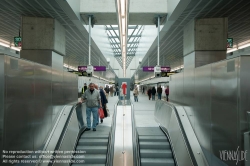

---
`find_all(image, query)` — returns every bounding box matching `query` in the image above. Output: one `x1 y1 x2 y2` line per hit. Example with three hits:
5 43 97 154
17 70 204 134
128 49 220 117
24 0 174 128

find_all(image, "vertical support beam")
157 16 160 66
89 16 92 65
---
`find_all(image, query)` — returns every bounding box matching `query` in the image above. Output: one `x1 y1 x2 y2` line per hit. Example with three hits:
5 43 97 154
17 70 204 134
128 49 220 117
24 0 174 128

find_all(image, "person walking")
104 85 110 99
84 83 87 92
81 83 102 131
115 86 120 96
110 86 114 97
147 87 152 100
133 87 139 102
114 86 116 96
98 86 108 124
142 87 145 94
165 86 169 101
151 87 156 100
157 85 162 100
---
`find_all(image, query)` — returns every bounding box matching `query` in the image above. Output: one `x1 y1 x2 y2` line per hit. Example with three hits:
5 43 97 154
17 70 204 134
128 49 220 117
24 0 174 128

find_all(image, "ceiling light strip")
116 0 128 77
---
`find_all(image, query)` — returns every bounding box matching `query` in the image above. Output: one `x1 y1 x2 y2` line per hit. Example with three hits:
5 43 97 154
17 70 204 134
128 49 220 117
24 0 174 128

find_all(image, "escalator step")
139 142 170 149
140 149 173 158
139 135 168 142
141 158 175 166
81 135 109 139
76 146 107 154
78 139 108 146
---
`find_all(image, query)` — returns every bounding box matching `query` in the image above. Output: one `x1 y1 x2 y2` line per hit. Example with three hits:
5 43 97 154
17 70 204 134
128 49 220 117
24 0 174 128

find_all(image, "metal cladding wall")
169 55 250 166
0 55 77 157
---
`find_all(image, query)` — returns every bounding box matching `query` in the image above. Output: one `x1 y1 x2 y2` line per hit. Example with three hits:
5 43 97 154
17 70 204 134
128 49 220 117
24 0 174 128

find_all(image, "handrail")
69 102 87 166
105 100 119 166
35 103 78 166
155 100 210 166
131 102 140 166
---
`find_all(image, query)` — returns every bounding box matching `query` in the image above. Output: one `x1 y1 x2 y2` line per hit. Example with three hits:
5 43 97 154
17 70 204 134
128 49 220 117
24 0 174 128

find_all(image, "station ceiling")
0 0 250 81
0 0 116 79
137 0 250 81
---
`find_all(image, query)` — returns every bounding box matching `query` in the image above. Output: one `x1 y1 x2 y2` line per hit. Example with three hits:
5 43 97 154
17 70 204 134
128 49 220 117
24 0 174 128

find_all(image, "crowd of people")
79 83 169 131
141 85 169 101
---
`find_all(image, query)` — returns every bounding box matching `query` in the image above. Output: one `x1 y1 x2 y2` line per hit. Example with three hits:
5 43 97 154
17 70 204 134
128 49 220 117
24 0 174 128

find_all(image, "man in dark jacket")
151 87 156 100
104 85 110 99
165 86 169 101
147 88 152 100
157 85 162 100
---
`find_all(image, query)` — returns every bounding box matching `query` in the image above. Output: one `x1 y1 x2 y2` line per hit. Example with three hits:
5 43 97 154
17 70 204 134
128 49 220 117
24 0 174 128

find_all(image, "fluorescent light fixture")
116 0 128 77
63 63 78 71
227 48 237 53
238 43 250 49
0 42 10 48
10 46 21 51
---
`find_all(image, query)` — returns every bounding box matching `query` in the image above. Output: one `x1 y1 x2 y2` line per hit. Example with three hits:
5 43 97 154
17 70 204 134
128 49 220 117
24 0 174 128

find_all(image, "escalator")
71 126 110 166
137 127 175 166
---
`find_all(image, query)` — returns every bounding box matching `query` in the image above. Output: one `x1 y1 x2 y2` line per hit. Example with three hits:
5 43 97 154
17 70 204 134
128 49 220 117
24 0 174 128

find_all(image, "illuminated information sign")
143 66 171 72
14 37 22 47
78 66 106 71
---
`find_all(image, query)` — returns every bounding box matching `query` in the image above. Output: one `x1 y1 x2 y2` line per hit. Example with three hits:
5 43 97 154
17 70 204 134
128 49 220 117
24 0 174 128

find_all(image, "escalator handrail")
105 100 119 166
35 103 79 166
131 102 141 166
155 101 210 166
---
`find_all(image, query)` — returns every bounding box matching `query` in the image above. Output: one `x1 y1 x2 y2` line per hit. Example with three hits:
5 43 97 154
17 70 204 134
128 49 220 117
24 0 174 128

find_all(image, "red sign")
122 82 127 95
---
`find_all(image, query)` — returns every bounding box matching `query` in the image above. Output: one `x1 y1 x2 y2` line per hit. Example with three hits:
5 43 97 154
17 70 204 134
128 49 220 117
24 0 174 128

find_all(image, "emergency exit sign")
14 37 22 47
227 38 233 48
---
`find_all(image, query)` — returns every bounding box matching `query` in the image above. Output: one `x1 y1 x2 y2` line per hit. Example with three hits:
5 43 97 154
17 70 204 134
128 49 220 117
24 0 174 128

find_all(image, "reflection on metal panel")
239 56 250 152
194 64 212 163
113 106 134 166
33 63 53 150
211 58 239 166
0 55 5 156
169 55 250 166
5 56 35 151
183 53 195 128
0 54 78 162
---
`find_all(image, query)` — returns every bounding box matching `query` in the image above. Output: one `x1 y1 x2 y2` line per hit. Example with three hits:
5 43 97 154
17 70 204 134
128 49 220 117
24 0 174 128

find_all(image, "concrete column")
183 18 228 68
20 16 65 69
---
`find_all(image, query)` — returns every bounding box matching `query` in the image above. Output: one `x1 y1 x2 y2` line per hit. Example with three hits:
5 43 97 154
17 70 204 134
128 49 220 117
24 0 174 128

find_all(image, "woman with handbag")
133 87 139 102
98 86 108 123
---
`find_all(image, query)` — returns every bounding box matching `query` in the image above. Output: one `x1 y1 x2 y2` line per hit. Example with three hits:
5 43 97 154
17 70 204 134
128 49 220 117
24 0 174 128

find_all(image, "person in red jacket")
165 86 169 101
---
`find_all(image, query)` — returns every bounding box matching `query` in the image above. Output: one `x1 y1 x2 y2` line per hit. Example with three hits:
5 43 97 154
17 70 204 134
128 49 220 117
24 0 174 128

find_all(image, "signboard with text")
143 66 171 72
68 71 87 76
78 66 106 72
161 72 176 77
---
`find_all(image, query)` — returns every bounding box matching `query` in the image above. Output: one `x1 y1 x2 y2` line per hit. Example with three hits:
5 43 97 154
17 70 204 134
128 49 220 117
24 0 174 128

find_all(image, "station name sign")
78 66 106 72
143 66 171 72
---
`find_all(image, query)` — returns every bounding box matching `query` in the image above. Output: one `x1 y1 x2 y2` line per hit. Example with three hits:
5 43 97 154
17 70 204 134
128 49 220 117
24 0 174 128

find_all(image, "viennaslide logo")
219 146 247 165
